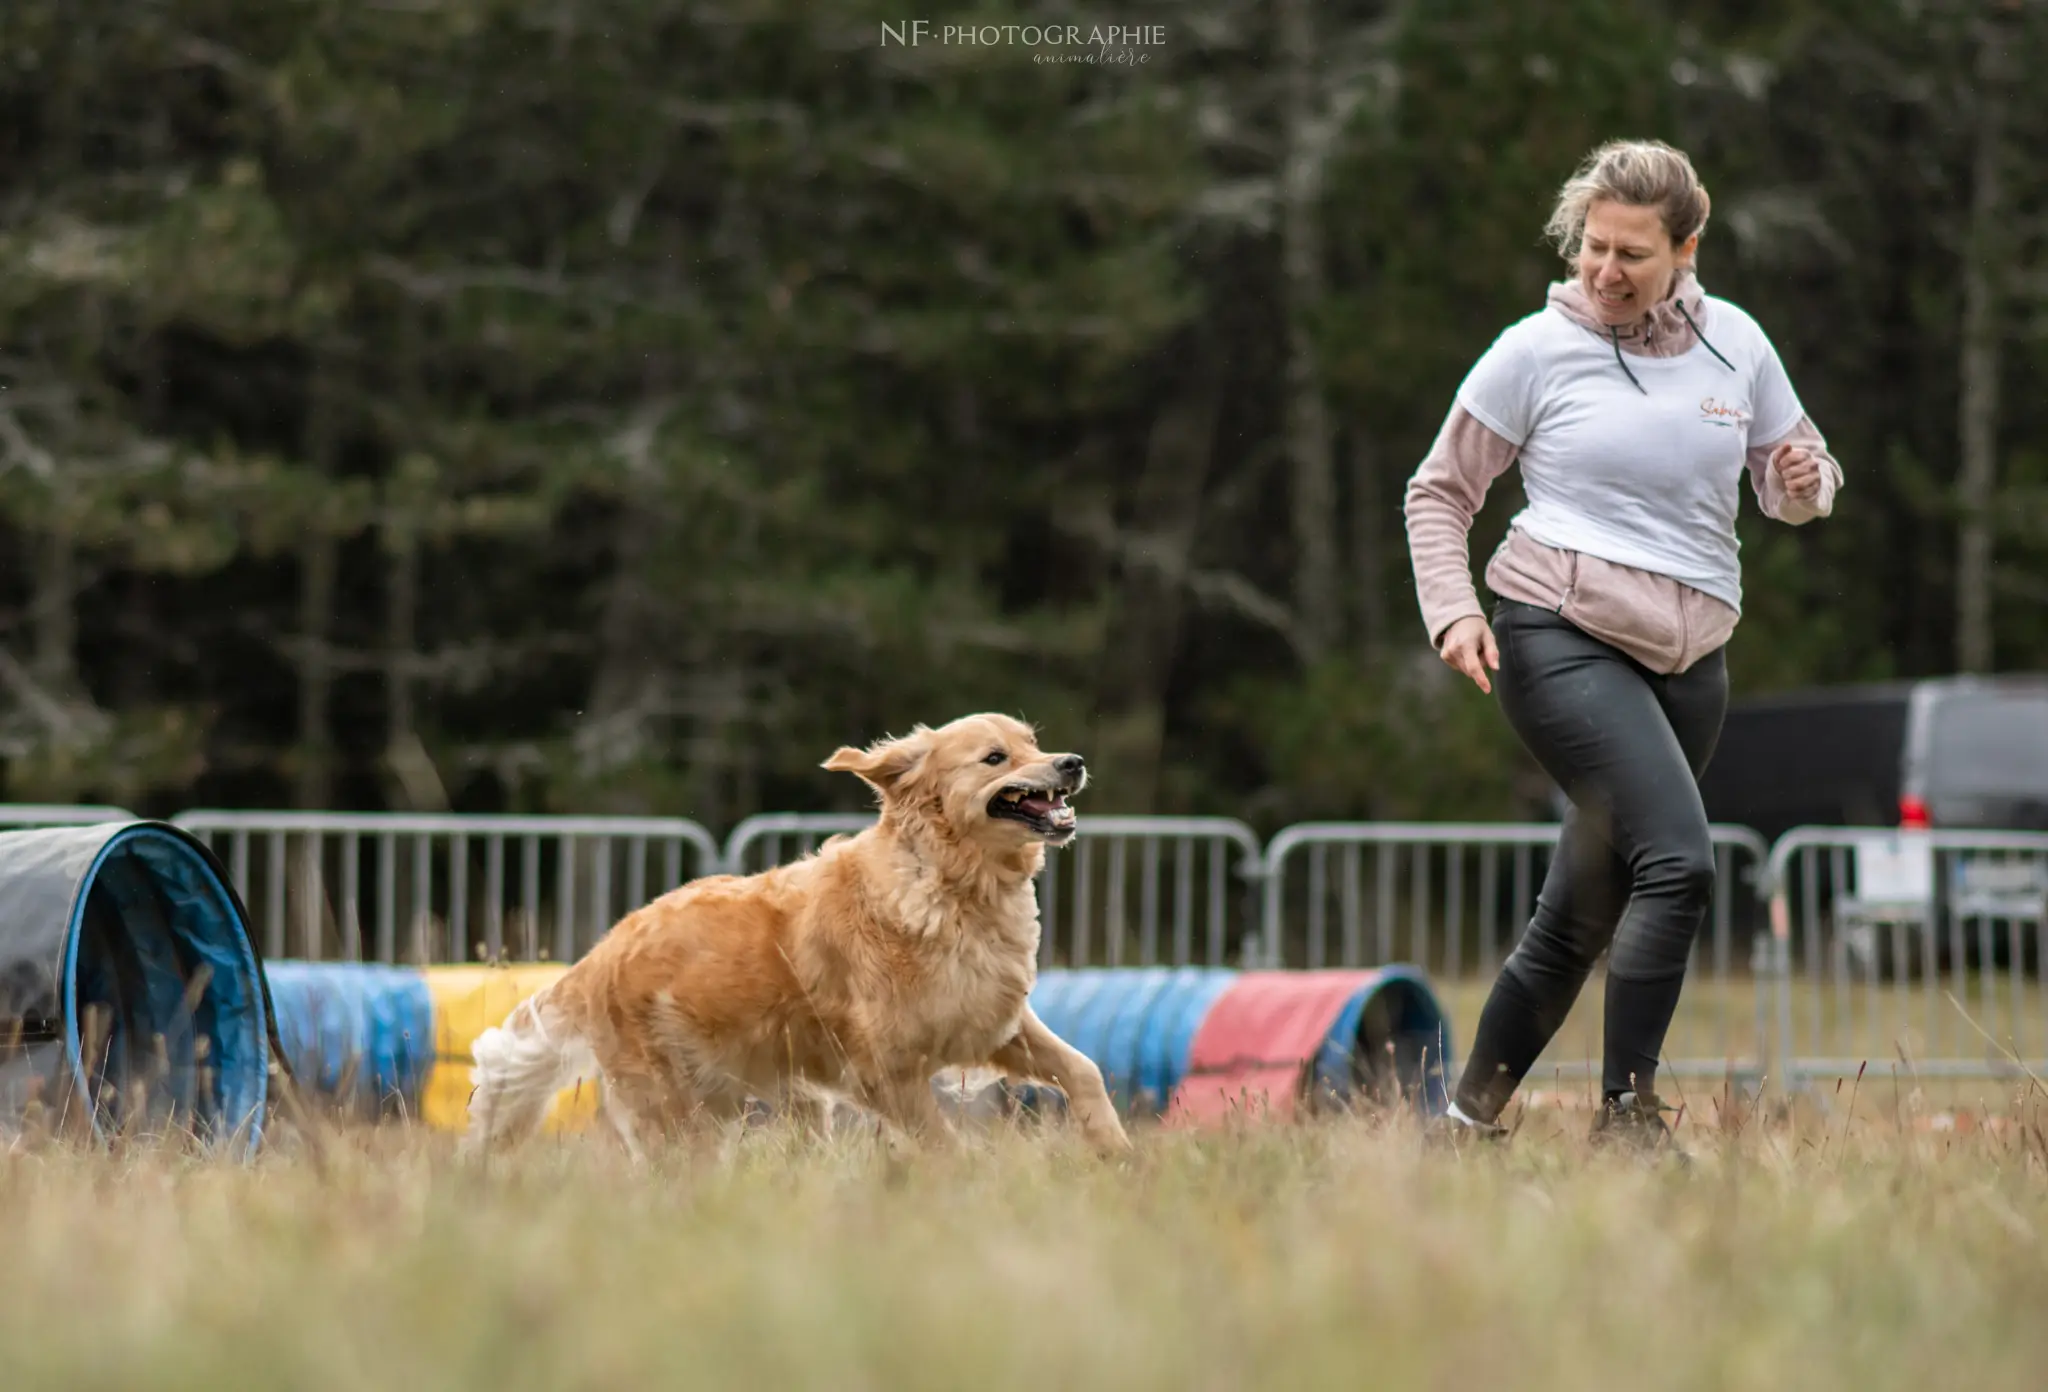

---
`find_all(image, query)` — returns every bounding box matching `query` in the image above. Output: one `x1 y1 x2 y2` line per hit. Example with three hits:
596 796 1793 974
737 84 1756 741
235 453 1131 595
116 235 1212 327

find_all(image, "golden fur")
462 713 1132 1157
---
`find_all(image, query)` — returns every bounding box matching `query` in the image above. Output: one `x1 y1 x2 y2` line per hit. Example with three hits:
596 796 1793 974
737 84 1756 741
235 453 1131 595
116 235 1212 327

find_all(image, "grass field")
3 1083 2046 1392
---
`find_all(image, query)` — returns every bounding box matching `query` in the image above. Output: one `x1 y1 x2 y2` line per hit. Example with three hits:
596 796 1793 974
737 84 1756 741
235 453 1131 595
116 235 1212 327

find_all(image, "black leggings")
1455 599 1729 1120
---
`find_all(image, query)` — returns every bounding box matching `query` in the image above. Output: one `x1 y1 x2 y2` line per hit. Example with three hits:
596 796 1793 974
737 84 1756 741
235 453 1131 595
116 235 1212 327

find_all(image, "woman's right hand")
1438 615 1500 695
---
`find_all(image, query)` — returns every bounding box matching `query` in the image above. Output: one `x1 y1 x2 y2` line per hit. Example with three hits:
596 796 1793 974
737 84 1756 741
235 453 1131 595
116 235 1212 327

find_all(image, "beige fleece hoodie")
1402 269 1843 675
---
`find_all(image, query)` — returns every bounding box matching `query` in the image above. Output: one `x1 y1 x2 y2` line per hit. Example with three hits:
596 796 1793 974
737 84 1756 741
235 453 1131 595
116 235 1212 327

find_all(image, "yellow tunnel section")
420 964 601 1133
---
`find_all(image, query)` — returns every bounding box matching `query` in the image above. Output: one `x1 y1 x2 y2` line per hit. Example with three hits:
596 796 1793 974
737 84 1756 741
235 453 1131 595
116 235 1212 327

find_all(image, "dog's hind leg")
600 1078 658 1164
462 992 594 1157
597 1064 749 1164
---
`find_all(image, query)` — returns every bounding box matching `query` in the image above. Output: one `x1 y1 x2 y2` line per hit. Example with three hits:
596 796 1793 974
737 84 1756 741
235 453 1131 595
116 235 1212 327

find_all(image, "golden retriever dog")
462 713 1132 1158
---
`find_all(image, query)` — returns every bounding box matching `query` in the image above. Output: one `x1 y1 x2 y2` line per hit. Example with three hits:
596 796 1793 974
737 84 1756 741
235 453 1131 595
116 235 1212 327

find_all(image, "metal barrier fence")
726 812 1267 969
1261 822 1775 1079
1764 827 2048 1086
722 813 876 876
171 812 722 966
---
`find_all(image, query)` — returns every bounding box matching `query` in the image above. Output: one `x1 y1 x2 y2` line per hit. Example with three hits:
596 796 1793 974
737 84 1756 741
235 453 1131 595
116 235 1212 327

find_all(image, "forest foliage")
1 0 2043 832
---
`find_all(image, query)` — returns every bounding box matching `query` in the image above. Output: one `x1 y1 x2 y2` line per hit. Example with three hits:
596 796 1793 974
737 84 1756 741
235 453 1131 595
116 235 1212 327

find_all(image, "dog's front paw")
1082 1108 1134 1158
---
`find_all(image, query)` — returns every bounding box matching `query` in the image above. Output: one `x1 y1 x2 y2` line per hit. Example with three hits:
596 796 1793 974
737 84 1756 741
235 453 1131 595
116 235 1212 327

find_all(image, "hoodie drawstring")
1673 300 1737 373
1610 326 1645 395
1607 299 1736 394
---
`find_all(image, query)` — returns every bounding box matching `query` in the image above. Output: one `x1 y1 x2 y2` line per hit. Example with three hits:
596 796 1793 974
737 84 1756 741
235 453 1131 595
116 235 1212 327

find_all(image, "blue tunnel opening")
1313 967 1455 1117
0 822 273 1154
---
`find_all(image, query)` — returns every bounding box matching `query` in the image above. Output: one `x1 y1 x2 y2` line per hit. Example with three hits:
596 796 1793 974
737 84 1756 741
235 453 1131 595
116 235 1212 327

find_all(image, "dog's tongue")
1018 793 1056 818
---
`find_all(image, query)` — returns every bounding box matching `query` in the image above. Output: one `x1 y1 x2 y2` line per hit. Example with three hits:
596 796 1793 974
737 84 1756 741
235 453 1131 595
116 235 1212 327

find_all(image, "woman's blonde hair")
1543 140 1711 259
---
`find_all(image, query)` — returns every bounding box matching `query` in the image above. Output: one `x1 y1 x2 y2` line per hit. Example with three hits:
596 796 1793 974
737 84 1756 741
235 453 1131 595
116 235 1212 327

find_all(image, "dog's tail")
461 985 596 1155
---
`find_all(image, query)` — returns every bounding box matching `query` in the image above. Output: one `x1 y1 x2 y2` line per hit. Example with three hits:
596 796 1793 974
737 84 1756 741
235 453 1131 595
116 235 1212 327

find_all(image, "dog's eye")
983 750 1006 766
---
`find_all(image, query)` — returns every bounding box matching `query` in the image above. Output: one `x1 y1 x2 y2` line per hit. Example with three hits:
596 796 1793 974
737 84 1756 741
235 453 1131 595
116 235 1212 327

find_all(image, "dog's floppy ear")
822 726 931 794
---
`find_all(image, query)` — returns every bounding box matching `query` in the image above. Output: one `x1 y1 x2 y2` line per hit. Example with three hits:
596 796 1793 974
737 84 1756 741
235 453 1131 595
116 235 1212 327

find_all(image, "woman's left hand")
1771 444 1824 503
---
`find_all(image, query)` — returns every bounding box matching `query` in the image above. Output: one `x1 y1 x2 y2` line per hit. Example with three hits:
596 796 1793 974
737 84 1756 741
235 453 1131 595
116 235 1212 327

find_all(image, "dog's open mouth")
988 785 1079 841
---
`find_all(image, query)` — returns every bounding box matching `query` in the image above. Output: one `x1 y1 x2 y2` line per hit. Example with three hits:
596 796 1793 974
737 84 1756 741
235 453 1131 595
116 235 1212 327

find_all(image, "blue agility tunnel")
263 962 436 1119
0 821 276 1154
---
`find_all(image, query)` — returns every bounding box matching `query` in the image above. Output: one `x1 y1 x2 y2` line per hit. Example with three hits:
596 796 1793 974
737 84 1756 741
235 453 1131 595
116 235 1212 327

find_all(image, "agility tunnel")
263 961 435 1120
0 820 275 1154
265 961 597 1131
1023 967 1239 1116
1164 967 1453 1127
259 961 1451 1132
416 964 598 1132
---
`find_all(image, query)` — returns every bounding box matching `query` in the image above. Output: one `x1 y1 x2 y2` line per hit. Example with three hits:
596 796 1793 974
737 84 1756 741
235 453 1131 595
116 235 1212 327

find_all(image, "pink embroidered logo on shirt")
1698 397 1749 429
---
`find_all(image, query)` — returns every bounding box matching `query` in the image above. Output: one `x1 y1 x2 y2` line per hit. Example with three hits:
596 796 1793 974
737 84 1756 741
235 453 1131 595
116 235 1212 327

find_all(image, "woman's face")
1576 200 1697 326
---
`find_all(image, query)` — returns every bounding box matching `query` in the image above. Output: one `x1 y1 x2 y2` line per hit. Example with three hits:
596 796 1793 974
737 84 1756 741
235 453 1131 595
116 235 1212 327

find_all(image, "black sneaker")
1589 1091 1689 1164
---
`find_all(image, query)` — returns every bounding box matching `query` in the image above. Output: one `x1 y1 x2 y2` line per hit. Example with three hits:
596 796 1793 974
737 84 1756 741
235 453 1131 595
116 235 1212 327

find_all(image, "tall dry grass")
2 1079 2045 1392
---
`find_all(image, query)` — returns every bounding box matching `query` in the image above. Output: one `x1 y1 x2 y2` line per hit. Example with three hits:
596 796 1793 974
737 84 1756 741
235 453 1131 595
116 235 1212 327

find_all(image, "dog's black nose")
1055 754 1085 776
